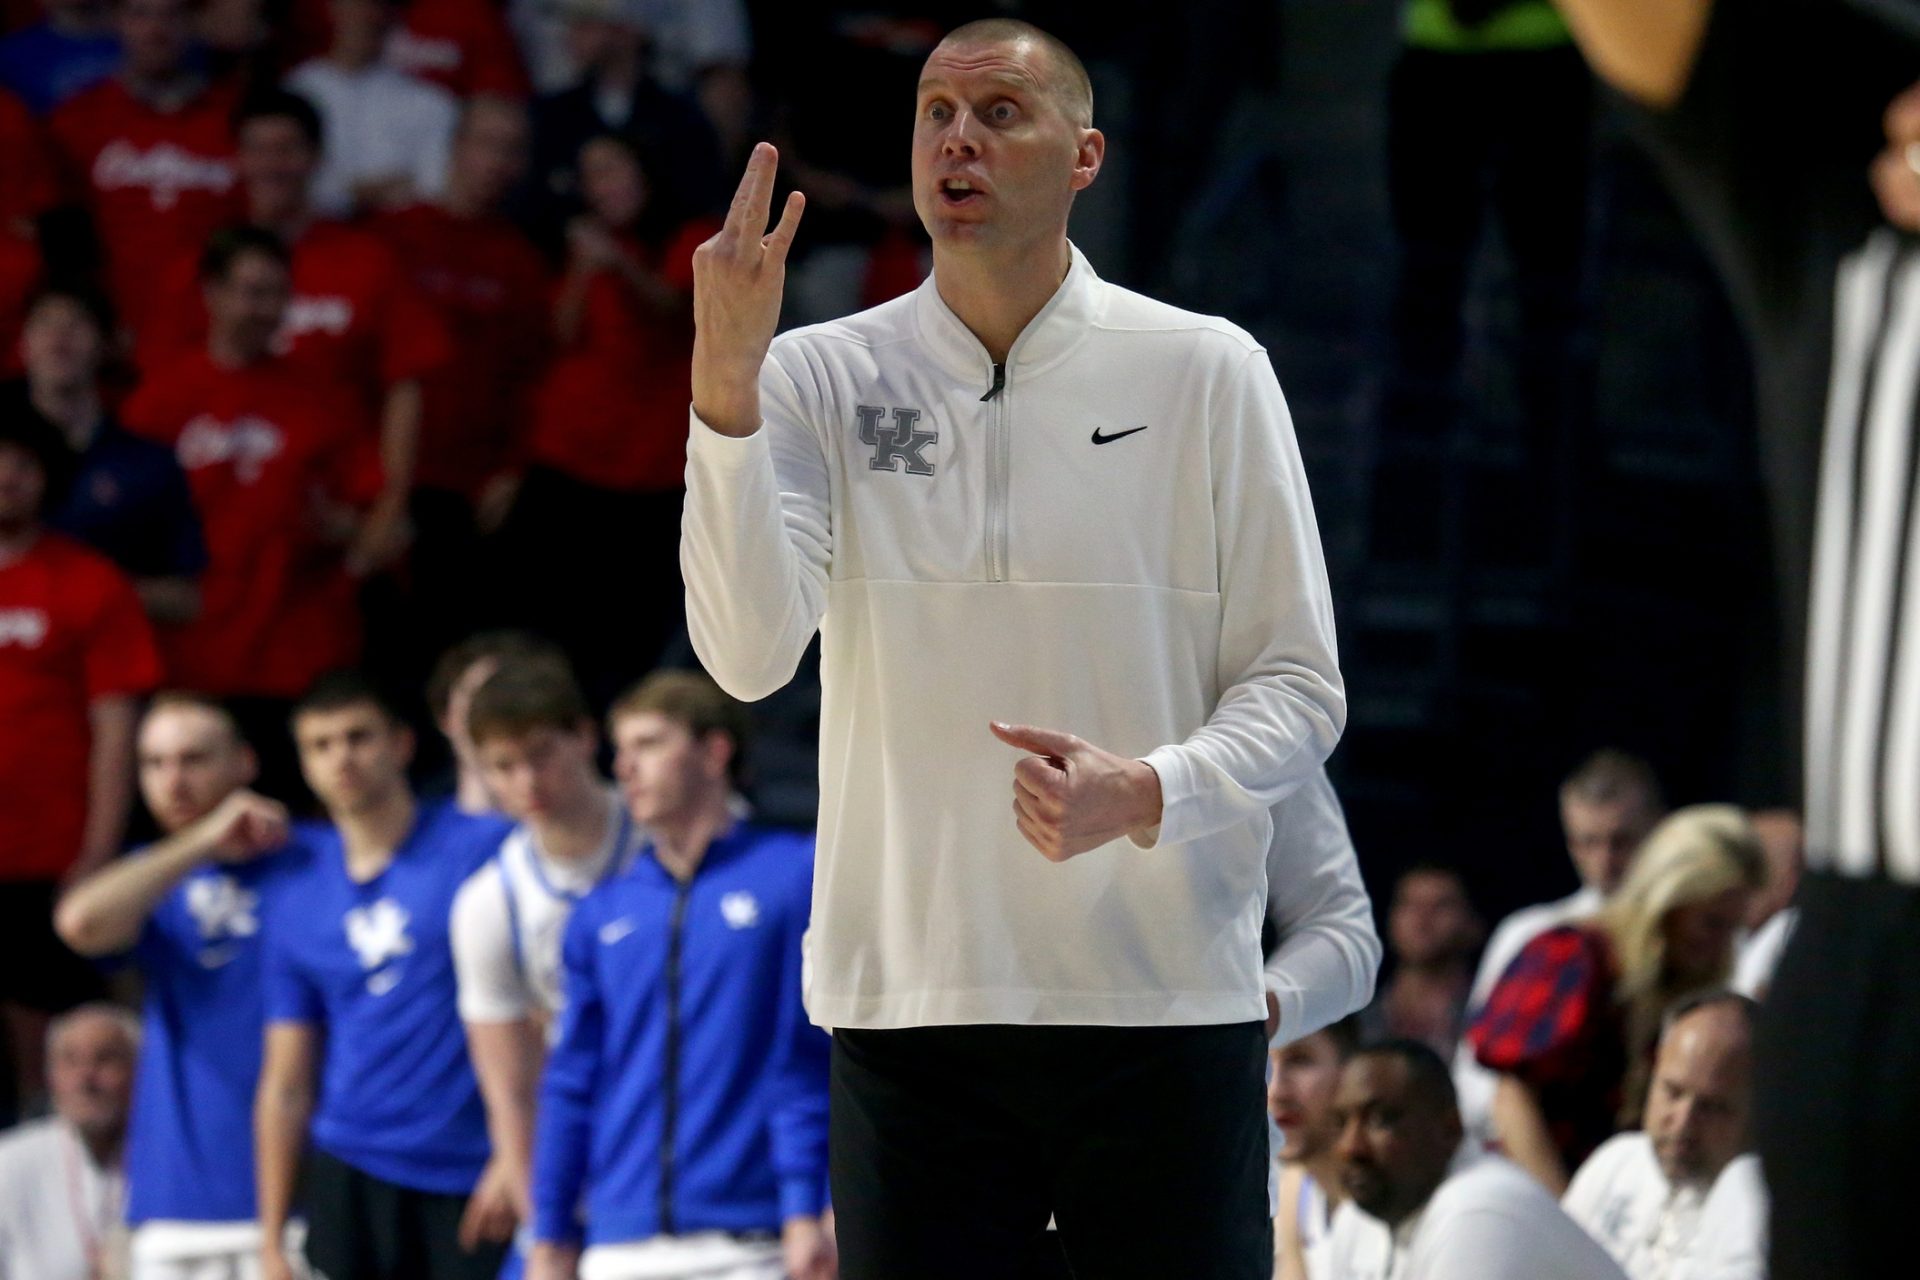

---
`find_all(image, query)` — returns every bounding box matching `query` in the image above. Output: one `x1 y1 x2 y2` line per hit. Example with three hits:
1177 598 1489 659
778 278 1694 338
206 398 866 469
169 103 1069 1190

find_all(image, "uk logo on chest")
185 874 260 969
0 609 49 649
855 404 938 476
344 898 414 996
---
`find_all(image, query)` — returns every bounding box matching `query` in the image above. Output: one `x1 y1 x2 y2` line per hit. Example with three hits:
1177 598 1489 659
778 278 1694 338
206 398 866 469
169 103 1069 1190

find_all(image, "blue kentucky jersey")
125 843 311 1223
263 800 512 1194
532 823 831 1247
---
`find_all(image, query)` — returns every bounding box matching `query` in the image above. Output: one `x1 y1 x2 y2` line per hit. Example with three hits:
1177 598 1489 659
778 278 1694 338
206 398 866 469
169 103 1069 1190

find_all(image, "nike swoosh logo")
365 968 402 996
198 946 239 969
1091 425 1149 445
598 918 637 946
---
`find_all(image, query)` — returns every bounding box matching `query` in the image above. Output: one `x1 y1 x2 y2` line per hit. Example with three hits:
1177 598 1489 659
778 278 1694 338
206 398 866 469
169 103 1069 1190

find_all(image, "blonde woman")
1465 805 1764 1194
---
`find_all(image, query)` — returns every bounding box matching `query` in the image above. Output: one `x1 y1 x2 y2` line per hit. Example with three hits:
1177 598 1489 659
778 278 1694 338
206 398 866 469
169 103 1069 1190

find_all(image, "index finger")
726 141 780 236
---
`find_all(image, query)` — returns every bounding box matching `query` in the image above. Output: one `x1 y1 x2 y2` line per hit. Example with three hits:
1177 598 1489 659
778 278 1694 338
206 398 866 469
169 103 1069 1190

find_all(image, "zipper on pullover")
659 879 691 1234
984 361 1009 581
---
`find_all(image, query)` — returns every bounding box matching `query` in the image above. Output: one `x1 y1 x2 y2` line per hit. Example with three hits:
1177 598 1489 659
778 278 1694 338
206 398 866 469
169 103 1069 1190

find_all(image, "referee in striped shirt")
1548 1 1920 1276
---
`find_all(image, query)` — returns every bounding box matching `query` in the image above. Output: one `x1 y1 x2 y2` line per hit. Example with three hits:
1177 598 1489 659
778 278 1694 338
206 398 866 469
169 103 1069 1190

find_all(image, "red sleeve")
374 259 455 385
319 395 386 505
78 557 164 699
134 252 208 365
1466 926 1609 1086
0 89 58 224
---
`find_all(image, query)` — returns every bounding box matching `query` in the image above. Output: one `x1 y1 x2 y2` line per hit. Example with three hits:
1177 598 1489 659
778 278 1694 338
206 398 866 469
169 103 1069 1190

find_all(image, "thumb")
990 721 1077 759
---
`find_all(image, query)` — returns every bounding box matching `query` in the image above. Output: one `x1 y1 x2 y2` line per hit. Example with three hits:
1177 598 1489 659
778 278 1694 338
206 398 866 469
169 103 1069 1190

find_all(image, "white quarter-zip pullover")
683 244 1345 1029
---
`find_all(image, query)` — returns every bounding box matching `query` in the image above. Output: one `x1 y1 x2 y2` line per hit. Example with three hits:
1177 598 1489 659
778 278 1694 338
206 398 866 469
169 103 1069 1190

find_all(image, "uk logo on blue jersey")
345 899 414 994
184 874 259 969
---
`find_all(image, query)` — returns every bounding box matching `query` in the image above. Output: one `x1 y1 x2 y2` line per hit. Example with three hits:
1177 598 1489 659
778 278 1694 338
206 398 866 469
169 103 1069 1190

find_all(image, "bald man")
0 1003 138 1280
1562 994 1757 1280
684 16 1345 1277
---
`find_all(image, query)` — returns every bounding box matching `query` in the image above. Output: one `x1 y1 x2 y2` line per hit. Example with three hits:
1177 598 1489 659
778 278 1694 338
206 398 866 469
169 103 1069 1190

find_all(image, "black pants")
1755 871 1920 1279
829 1022 1272 1280
301 1148 506 1280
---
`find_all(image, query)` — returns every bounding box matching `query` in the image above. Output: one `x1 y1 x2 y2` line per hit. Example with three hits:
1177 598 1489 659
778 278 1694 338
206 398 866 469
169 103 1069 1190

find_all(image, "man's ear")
1070 128 1105 193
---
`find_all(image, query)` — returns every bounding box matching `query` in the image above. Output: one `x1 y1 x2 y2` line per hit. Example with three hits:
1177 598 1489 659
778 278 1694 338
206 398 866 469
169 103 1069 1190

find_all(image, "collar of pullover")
911 240 1102 389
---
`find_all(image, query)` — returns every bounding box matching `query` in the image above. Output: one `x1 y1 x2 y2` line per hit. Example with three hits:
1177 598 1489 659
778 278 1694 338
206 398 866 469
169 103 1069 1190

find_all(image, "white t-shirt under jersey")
1562 1132 1711 1280
1326 1152 1629 1280
450 790 642 1030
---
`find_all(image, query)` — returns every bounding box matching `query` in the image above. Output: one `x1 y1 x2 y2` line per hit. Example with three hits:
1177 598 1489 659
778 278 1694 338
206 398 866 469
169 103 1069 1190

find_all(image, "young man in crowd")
1269 1015 1361 1280
13 284 206 624
450 655 647 1265
48 0 239 328
1362 865 1482 1056
0 410 159 1116
254 671 515 1280
528 670 834 1280
1562 994 1758 1280
121 227 380 796
0 1004 138 1280
55 694 301 1279
425 630 568 815
1324 1041 1627 1280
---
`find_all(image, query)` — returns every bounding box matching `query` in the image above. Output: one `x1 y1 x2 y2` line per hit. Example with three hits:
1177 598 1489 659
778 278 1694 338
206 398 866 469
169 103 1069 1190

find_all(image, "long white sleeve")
1140 348 1345 848
682 350 833 701
1263 766 1380 1045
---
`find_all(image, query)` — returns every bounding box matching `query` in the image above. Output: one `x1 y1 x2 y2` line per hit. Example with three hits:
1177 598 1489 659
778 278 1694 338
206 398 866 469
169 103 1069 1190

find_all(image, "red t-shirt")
0 227 41 379
0 533 162 881
374 202 551 496
121 351 382 698
140 219 454 412
290 0 529 98
0 85 58 227
530 222 712 493
49 77 242 331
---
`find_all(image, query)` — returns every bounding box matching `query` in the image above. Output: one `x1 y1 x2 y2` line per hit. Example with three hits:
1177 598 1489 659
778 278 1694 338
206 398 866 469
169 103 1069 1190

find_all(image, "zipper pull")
979 362 1005 401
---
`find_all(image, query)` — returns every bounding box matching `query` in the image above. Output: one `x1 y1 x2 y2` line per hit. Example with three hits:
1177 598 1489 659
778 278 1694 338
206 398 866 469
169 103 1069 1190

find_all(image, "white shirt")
451 789 642 1031
1453 884 1605 1143
1326 1152 1630 1280
1732 908 1797 999
0 1117 125 1280
1563 1132 1712 1280
1675 1155 1768 1280
1265 766 1382 1048
683 244 1345 1029
284 59 457 217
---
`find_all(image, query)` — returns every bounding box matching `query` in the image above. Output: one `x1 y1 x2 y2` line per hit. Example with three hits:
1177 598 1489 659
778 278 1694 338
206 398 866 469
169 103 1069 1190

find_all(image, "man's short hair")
26 281 117 340
1662 989 1759 1038
1560 748 1665 812
937 18 1094 127
1320 1012 1364 1059
46 1002 141 1060
467 654 592 747
233 86 325 151
293 668 405 727
426 630 567 724
608 669 751 784
143 690 248 746
1352 1039 1458 1115
199 224 292 283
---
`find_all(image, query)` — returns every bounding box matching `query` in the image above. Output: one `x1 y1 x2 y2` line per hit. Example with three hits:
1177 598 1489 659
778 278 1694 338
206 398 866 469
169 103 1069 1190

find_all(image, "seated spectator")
285 0 459 218
1361 863 1482 1056
1732 809 1801 999
1269 1014 1361 1280
13 284 206 623
53 694 305 1279
143 87 451 578
1563 993 1756 1280
520 0 722 246
1455 749 1667 1144
1467 806 1765 1193
450 655 647 1274
527 671 833 1280
49 0 241 331
508 132 714 704
0 1004 138 1280
120 227 381 795
1677 1154 1767 1280
376 96 550 656
424 629 568 814
384 0 531 100
0 409 160 1116
1262 766 1383 1049
255 670 515 1280
1324 1040 1628 1280
0 0 119 115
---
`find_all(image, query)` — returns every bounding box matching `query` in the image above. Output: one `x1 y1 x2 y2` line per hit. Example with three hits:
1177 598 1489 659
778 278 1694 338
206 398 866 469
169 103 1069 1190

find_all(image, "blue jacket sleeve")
531 902 604 1244
764 849 831 1221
